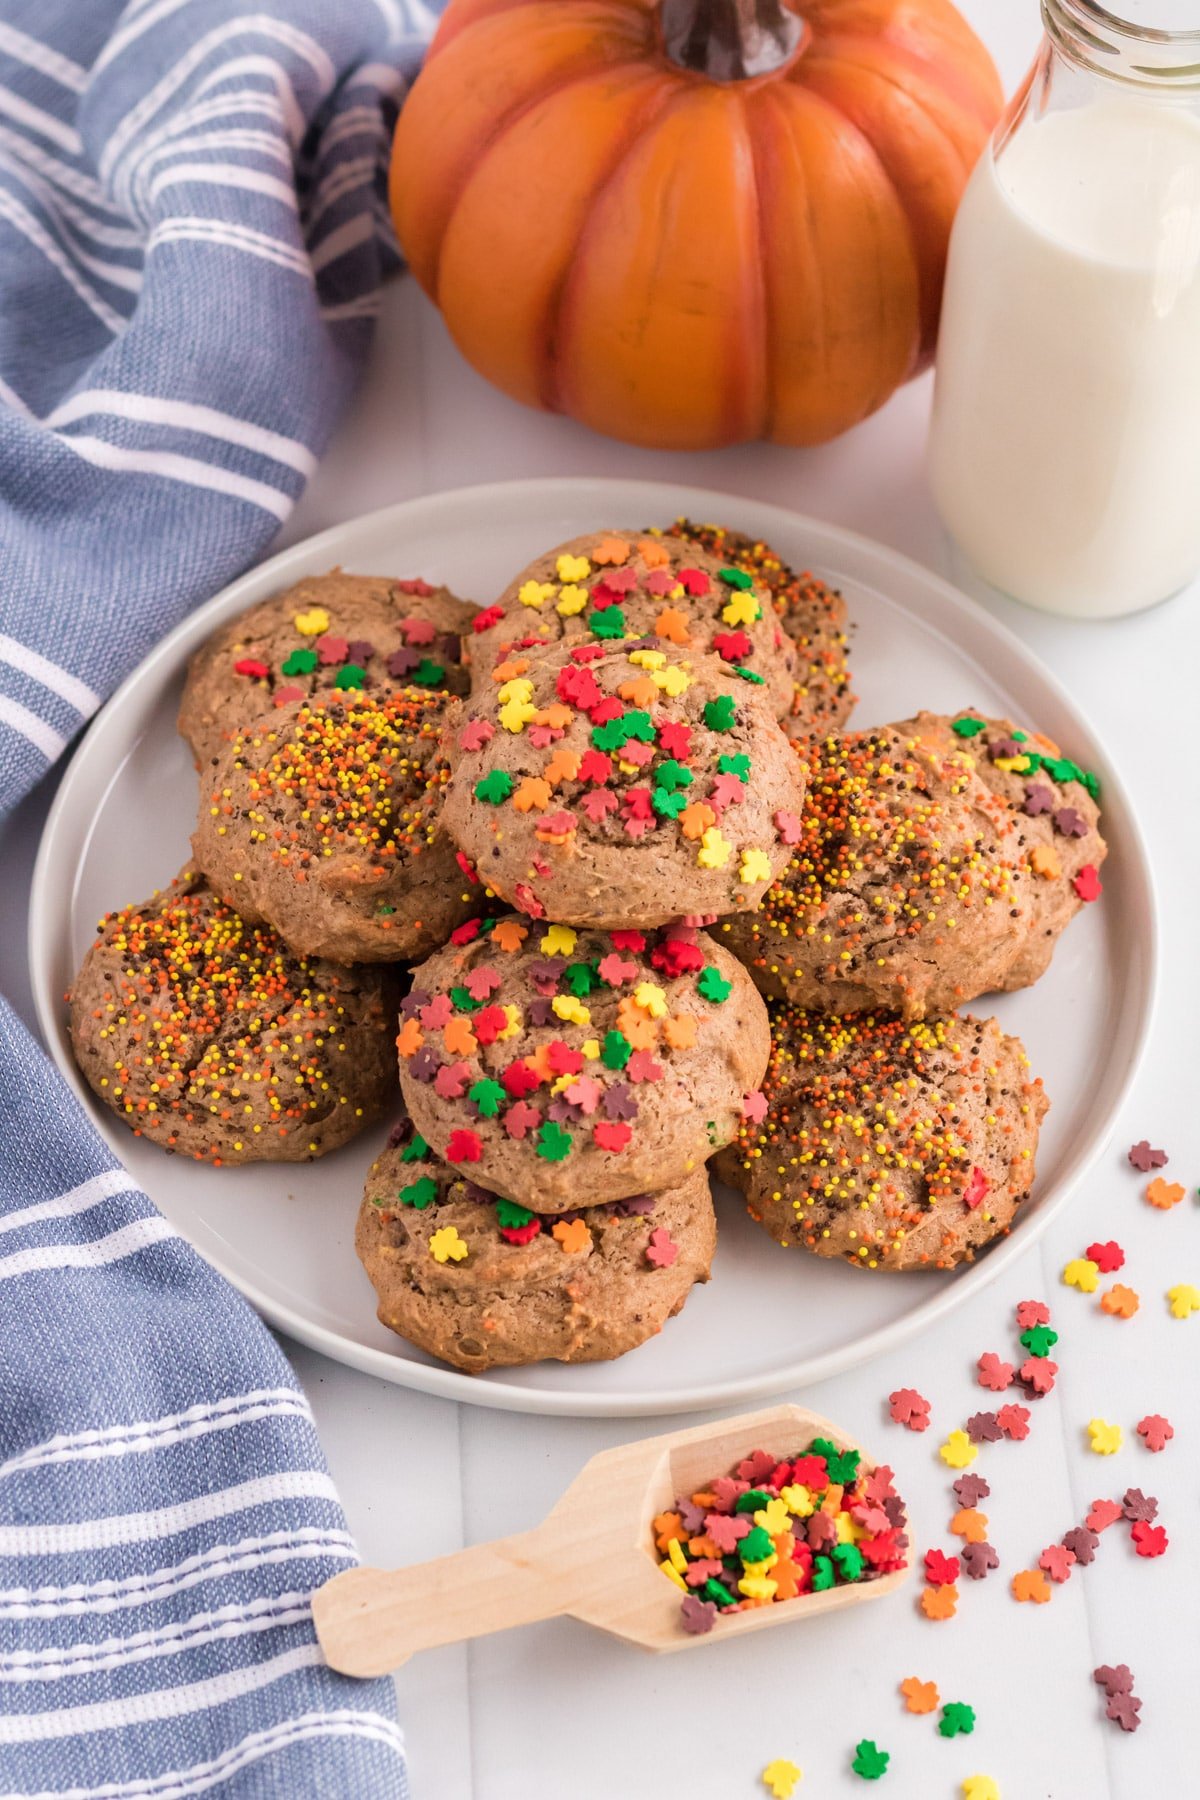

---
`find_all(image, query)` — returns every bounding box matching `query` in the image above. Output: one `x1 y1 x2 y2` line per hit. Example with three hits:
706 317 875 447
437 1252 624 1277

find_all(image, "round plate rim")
29 476 1159 1417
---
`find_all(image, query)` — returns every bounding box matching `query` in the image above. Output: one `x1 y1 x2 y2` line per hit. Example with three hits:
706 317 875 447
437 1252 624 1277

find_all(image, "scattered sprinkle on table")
1038 1543 1075 1583
1145 1177 1185 1210
1011 1567 1052 1604
938 1702 976 1739
899 1677 939 1715
1137 1413 1173 1452
938 1429 977 1469
761 1760 802 1798
976 1352 1014 1391
1099 1282 1139 1318
1094 1664 1143 1732
888 1388 931 1431
851 1740 890 1780
920 1583 958 1620
1087 1419 1122 1455
1087 1239 1124 1272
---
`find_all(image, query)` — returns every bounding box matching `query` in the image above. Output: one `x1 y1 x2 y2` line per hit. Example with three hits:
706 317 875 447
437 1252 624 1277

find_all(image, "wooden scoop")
313 1402 911 1677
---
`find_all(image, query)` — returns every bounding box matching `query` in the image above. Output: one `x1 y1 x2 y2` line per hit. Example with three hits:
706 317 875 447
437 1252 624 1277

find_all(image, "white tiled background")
3 2 1195 1792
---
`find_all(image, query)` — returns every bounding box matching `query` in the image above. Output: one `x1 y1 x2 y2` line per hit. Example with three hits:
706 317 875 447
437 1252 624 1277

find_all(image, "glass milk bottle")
928 0 1200 618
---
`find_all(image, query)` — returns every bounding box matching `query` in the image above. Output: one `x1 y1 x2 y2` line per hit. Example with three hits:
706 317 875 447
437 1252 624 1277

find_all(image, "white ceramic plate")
30 478 1157 1417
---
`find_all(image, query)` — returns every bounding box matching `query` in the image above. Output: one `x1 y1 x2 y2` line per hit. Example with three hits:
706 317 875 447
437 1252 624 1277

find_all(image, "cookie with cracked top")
191 686 478 963
719 719 1033 1019
663 518 854 734
179 570 473 767
899 709 1106 992
466 529 798 720
69 867 397 1163
396 915 769 1212
714 1004 1048 1271
443 640 806 929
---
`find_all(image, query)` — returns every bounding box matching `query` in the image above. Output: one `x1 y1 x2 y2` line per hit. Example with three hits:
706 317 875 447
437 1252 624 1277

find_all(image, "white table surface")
4 3 1196 1793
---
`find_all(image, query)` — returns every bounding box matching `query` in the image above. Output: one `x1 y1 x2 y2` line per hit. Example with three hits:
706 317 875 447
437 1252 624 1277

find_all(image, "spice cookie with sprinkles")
442 642 806 928
466 530 798 720
897 710 1106 991
192 686 479 964
356 1119 715 1372
179 571 474 768
717 722 1034 1019
396 915 769 1211
662 519 854 734
68 868 398 1164
714 1005 1048 1270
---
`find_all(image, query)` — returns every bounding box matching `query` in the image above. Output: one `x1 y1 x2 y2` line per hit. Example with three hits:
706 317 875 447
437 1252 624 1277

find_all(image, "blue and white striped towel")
0 2 447 1793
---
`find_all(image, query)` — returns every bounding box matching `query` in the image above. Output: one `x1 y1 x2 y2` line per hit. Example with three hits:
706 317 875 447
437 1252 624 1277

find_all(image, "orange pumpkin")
391 0 1002 450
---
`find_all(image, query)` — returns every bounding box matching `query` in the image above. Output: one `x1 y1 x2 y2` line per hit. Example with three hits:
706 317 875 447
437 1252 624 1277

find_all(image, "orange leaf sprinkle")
900 1677 940 1715
511 777 552 813
552 1218 591 1255
591 535 630 566
921 1583 958 1621
652 1512 683 1552
637 538 670 568
491 919 528 954
950 1507 989 1543
544 748 581 787
680 801 717 841
1012 1568 1052 1604
618 676 658 708
664 1014 698 1049
772 1556 801 1601
655 607 692 646
443 1016 477 1057
1100 1283 1140 1318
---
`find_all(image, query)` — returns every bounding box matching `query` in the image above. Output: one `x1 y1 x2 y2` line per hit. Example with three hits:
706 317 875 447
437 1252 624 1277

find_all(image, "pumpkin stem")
661 0 805 81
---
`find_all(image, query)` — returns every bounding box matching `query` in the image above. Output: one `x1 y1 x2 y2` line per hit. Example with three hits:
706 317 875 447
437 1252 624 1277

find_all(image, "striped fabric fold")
0 0 443 812
0 2 447 1793
0 1005 410 1797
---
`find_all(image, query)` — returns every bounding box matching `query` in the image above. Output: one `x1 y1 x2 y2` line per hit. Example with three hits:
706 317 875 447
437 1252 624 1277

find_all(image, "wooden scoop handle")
313 1528 566 1677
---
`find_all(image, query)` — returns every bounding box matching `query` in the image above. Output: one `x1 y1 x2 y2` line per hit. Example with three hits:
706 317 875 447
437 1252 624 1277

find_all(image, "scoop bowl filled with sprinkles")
313 1403 911 1675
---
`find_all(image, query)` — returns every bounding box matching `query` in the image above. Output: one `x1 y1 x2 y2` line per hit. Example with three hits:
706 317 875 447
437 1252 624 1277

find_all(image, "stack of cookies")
714 710 1104 1269
68 571 478 1163
67 521 1106 1375
373 529 820 1369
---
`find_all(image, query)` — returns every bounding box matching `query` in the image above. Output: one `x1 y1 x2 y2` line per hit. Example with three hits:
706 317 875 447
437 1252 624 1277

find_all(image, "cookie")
442 641 806 928
719 721 1032 1018
396 916 769 1211
179 571 474 767
68 868 398 1163
191 687 479 963
898 710 1106 991
356 1119 716 1372
466 530 798 719
714 1005 1048 1271
663 519 854 733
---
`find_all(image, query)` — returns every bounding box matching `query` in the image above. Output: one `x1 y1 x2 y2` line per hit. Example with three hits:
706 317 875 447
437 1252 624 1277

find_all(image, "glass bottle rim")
1070 0 1200 44
1043 0 1200 82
